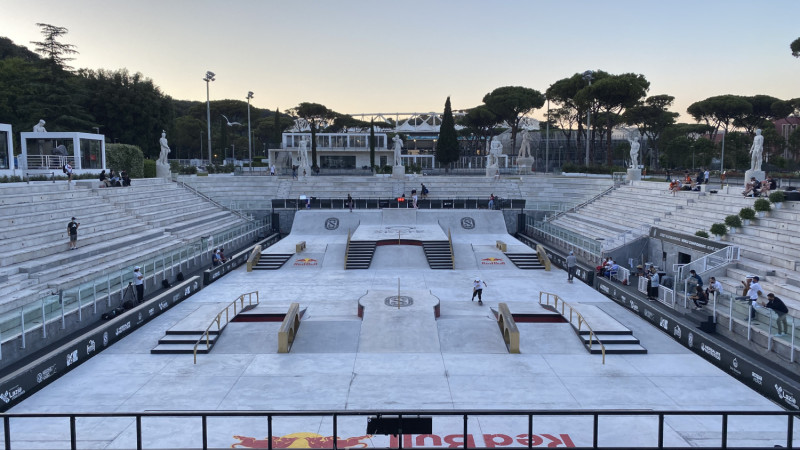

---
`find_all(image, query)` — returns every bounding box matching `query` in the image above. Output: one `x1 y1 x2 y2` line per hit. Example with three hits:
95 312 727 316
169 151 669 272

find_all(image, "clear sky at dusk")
1 0 798 121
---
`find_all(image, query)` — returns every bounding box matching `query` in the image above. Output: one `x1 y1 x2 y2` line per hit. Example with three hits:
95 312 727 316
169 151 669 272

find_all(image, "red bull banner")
481 257 505 265
294 258 318 266
232 432 575 448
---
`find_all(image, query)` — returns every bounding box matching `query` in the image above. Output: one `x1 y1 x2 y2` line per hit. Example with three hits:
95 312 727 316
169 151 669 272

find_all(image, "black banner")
0 277 202 412
203 234 280 286
649 227 728 254
596 278 799 412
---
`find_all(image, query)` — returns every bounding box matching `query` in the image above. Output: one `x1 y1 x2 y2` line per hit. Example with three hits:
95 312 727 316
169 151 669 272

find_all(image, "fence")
525 217 603 257
271 197 527 210
0 219 268 357
677 246 740 308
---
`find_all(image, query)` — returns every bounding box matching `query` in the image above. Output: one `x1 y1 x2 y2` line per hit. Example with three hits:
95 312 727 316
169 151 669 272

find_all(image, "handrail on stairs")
193 291 259 364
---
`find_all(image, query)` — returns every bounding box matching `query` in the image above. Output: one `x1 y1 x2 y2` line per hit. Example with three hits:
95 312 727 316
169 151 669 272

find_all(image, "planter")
729 228 737 234
711 235 722 241
774 203 783 210
757 211 766 218
743 219 751 226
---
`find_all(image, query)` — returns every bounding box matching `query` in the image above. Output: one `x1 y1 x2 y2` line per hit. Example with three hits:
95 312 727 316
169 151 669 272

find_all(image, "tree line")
1 24 799 171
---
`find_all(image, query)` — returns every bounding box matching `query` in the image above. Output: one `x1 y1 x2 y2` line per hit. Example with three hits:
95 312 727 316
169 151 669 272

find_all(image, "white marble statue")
518 129 532 158
487 138 502 168
298 137 309 168
33 120 46 132
157 131 170 165
392 135 403 166
750 129 763 172
628 136 640 169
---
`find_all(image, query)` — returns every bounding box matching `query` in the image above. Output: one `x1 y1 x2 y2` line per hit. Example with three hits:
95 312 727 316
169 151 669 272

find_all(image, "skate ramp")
358 290 441 352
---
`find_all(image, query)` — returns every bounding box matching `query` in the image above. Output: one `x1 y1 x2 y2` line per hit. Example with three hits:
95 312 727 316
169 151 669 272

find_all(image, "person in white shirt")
471 278 487 304
748 276 763 319
705 277 723 300
133 266 144 304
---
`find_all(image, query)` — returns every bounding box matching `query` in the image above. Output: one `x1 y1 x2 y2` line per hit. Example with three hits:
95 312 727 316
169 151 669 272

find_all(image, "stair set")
252 253 294 270
504 252 545 270
346 241 377 269
423 240 453 269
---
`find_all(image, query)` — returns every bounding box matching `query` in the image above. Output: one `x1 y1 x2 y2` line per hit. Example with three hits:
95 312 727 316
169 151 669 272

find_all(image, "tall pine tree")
436 96 459 170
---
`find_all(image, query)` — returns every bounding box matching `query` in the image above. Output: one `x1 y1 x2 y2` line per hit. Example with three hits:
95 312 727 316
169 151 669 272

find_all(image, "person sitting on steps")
690 285 708 309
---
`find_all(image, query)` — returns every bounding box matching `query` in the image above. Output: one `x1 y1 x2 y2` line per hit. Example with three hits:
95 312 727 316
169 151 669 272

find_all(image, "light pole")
720 127 726 184
246 91 254 171
203 71 215 165
582 70 594 166
545 96 550 173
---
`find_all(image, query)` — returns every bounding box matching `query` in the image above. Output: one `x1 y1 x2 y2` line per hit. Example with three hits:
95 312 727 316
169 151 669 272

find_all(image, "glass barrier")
0 218 269 347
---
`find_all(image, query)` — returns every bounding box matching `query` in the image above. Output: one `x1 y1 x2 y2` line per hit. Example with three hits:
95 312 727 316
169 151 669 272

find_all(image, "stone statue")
628 136 640 169
157 131 170 165
487 139 502 168
33 120 46 132
392 135 403 166
750 129 763 172
518 129 531 158
298 137 309 168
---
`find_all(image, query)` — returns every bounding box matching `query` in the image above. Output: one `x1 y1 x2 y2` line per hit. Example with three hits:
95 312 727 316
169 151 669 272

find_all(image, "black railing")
271 198 525 210
1 409 795 450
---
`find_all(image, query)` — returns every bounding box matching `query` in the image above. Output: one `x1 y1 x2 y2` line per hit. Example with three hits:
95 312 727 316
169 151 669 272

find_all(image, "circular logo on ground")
385 296 413 307
325 218 339 230
460 217 475 230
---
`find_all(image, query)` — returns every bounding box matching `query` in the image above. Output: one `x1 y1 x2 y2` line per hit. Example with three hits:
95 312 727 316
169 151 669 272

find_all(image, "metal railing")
526 218 603 257
545 184 616 222
677 246 740 308
539 291 606 364
193 291 259 363
271 197 526 210
25 155 75 170
3 409 796 450
0 219 269 352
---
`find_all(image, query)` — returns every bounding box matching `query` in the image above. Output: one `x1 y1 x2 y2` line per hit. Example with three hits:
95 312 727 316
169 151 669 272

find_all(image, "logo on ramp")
294 258 318 266
481 257 505 265
460 217 475 229
232 432 372 448
325 218 339 230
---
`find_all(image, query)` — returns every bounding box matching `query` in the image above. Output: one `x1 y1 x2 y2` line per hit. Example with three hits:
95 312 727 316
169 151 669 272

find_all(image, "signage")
649 227 728 253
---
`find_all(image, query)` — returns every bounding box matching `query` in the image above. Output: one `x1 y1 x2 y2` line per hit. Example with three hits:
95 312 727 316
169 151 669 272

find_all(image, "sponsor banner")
595 277 799 412
230 432 575 448
649 227 728 254
0 276 202 412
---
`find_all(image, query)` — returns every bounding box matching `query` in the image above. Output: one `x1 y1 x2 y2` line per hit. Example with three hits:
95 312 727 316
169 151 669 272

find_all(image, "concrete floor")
4 210 798 449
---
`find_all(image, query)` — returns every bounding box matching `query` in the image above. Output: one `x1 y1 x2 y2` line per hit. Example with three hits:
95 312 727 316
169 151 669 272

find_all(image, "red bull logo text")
232 432 574 448
481 257 505 265
294 258 318 266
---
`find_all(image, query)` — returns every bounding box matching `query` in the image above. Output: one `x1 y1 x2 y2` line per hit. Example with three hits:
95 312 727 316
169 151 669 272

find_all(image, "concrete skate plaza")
4 210 797 449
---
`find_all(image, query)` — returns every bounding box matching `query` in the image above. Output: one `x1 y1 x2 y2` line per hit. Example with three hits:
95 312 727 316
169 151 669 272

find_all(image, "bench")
278 302 301 353
296 241 306 252
496 240 507 252
496 302 520 353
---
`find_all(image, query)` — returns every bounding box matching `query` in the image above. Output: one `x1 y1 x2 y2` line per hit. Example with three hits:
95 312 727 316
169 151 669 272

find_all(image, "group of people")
98 169 130 188
668 169 710 194
596 257 620 279
734 274 790 336
742 176 776 198
211 248 228 266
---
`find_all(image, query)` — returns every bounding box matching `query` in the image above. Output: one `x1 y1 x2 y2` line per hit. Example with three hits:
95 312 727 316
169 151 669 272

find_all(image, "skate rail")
539 291 606 363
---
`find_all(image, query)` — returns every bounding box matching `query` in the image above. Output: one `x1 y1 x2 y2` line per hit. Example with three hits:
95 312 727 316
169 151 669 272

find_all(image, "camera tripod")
121 282 137 308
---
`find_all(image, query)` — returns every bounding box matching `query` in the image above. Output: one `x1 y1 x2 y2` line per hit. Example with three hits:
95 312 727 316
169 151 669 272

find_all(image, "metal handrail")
344 229 351 269
192 291 259 363
678 246 740 307
177 181 250 221
447 228 454 269
546 184 616 222
539 291 606 364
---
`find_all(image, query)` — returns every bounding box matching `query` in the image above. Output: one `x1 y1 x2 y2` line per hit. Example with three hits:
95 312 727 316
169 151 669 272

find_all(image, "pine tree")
30 23 78 73
436 97 459 170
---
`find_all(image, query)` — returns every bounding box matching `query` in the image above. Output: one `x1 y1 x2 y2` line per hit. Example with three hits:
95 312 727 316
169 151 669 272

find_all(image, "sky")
1 0 798 122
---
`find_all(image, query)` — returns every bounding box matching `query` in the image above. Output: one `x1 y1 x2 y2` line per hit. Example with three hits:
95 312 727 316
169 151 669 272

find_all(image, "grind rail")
0 409 796 449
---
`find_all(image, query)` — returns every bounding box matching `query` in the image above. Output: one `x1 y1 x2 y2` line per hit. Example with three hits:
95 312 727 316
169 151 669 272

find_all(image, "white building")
20 131 106 173
0 123 13 176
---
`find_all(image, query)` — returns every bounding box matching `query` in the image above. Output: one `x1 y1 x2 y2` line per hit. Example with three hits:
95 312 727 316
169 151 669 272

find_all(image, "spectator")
270 164 275 176
64 162 74 183
748 276 764 319
347 194 354 212
690 285 708 309
760 176 776 197
665 169 671 182
121 170 131 187
647 267 660 301
420 183 429 199
67 217 80 250
764 293 789 337
704 168 710 184
99 170 110 187
669 179 680 195
109 169 121 187
133 266 144 304
689 270 703 289
219 247 227 263
212 249 221 266
706 276 723 300
742 177 761 197
488 193 495 210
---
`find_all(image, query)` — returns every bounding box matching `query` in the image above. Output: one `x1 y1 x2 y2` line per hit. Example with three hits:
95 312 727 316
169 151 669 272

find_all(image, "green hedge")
143 159 156 178
106 144 145 178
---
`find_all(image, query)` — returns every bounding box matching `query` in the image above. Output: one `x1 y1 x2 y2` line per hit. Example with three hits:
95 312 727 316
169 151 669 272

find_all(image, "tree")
30 23 78 73
586 73 650 165
437 97 460 170
547 73 597 162
624 95 679 168
482 86 545 154
791 37 800 58
459 105 499 155
733 95 787 134
288 102 335 169
687 95 752 143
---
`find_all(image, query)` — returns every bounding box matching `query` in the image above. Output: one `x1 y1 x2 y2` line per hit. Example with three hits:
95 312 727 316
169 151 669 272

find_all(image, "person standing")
412 190 418 209
471 278 487 304
347 194 354 212
67 217 79 250
133 266 144 304
566 251 577 283
270 164 275 176
688 270 703 289
764 293 789 337
748 276 764 319
647 267 660 301
64 162 73 183
488 193 495 210
703 168 710 184
421 183 428 199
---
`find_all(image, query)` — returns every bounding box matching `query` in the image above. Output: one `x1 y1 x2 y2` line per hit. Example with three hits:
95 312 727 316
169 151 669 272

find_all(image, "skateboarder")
472 278 487 304
566 251 577 282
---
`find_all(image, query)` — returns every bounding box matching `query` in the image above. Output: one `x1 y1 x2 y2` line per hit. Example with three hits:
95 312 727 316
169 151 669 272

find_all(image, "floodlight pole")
582 70 594 167
204 71 215 165
545 97 550 173
247 91 254 171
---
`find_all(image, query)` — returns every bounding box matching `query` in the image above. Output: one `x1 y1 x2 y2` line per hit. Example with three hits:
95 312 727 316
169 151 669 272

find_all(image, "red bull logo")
232 432 372 448
294 258 318 266
481 257 505 265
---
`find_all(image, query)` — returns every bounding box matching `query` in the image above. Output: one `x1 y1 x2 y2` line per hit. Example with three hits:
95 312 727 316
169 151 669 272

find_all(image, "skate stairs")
422 240 453 269
346 241 377 269
252 253 294 270
504 252 545 269
151 303 231 355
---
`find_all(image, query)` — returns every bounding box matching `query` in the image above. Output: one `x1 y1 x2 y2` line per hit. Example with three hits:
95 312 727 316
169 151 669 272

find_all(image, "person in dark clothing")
67 217 80 250
690 285 708 309
764 293 790 336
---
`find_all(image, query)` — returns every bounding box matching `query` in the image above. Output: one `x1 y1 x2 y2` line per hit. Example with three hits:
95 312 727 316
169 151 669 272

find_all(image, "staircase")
151 330 219 354
505 253 545 269
579 330 648 354
346 241 377 269
253 253 294 270
423 240 454 269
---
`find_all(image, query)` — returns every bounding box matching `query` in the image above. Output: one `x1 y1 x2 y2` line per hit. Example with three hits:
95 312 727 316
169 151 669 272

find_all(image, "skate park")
1 202 798 449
